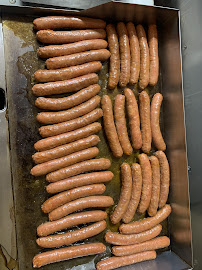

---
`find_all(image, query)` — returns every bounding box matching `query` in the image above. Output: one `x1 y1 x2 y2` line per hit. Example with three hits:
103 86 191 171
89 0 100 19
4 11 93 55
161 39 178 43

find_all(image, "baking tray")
0 1 193 270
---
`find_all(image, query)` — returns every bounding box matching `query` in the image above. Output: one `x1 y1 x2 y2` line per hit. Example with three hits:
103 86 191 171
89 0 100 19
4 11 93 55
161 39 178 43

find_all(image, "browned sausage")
106 24 120 89
117 22 130 87
46 171 114 194
112 236 170 256
96 251 156 270
35 62 102 83
35 84 100 111
139 90 151 153
49 196 114 221
124 88 142 149
39 108 103 138
37 220 106 248
46 49 110 70
154 151 170 208
137 153 152 214
126 22 140 84
114 95 133 155
36 29 106 44
151 93 166 151
32 135 100 164
46 158 111 182
148 156 160 216
41 184 106 213
122 163 142 223
31 147 99 176
33 16 106 30
36 96 100 124
38 39 108 58
101 95 123 158
136 25 149 90
33 242 106 268
110 163 132 224
105 224 162 245
37 210 107 237
34 122 101 151
148 24 159 86
119 204 171 234
32 73 98 96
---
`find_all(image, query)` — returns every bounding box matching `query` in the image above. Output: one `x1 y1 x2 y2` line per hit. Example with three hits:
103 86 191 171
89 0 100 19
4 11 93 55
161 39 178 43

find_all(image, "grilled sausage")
34 122 101 151
36 29 106 44
101 95 123 158
32 73 98 96
139 90 151 153
114 95 133 155
46 171 113 194
37 220 106 248
35 84 100 111
46 158 111 182
151 93 166 151
136 25 149 90
110 163 132 224
126 22 140 84
122 163 142 223
119 204 171 234
37 210 107 237
124 88 142 149
106 24 120 89
31 147 99 176
117 22 130 87
46 49 110 70
49 196 114 221
33 242 106 268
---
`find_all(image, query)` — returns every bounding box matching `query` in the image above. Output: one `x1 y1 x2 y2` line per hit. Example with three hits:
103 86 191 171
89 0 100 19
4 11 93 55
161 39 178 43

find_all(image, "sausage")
37 220 106 248
122 163 142 223
31 147 99 176
114 95 133 155
139 90 151 153
112 236 170 256
32 73 98 96
124 88 142 149
137 153 152 214
32 135 100 164
46 49 110 70
151 93 166 151
39 108 103 138
126 22 140 85
105 224 162 246
110 163 132 224
101 95 123 158
36 96 101 124
46 171 114 194
148 156 160 216
148 24 159 86
96 251 156 270
35 62 102 83
49 196 114 221
36 29 106 44
33 16 106 30
106 24 120 89
119 204 171 234
136 25 149 90
154 151 170 208
117 22 130 88
34 122 101 151
46 158 111 182
38 39 108 58
33 242 106 268
41 184 106 213
35 84 100 111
